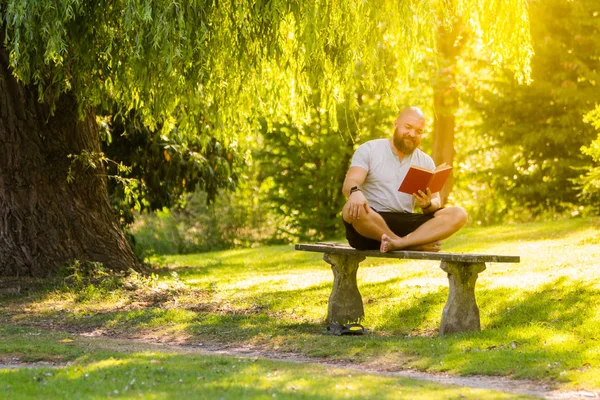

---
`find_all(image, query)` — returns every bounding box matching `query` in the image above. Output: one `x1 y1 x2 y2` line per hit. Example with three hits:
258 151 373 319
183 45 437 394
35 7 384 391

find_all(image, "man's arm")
342 166 369 220
342 166 368 197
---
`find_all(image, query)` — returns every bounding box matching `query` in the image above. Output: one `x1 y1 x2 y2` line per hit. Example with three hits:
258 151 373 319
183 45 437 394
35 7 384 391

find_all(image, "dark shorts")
343 210 436 250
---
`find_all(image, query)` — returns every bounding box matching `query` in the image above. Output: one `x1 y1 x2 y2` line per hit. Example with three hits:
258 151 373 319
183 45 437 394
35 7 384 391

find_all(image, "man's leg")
342 203 442 251
380 206 468 252
342 202 399 241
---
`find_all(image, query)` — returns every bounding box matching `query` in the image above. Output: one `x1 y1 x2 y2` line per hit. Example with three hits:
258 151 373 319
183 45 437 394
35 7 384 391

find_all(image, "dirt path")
2 333 598 400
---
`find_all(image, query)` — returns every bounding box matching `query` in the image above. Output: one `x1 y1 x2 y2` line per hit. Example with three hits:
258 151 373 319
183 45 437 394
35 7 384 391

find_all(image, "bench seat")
295 242 520 336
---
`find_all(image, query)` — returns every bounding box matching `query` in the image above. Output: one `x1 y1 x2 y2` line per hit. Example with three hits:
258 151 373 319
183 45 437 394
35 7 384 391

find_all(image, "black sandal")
327 322 366 336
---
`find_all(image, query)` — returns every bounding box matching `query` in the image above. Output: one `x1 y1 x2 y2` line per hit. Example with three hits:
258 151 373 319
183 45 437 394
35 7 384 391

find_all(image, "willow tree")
430 1 532 204
0 0 531 277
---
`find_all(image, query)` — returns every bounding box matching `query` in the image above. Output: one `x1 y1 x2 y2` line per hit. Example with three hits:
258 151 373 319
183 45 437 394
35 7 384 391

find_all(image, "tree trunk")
432 21 465 205
0 42 142 277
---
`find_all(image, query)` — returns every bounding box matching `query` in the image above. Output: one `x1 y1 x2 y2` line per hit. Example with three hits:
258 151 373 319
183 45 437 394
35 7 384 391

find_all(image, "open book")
398 164 453 194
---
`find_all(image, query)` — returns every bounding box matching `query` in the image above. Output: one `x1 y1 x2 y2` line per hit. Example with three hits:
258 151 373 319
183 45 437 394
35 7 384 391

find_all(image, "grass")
1 216 599 395
0 326 533 399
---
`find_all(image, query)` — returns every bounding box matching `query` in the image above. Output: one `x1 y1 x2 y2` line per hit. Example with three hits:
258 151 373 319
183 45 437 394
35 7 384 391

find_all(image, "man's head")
392 106 425 155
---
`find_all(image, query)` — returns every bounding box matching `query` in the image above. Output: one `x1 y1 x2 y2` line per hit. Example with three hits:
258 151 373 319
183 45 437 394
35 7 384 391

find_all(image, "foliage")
1 0 532 139
1 0 534 251
256 101 386 241
100 111 239 225
58 260 118 290
254 32 432 241
573 106 600 211
129 90 396 250
131 186 282 256
257 116 351 241
130 87 402 250
455 0 600 224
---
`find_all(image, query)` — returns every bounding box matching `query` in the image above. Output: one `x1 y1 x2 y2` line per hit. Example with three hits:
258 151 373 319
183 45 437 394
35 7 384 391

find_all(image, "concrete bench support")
440 261 486 335
324 253 366 325
296 243 519 336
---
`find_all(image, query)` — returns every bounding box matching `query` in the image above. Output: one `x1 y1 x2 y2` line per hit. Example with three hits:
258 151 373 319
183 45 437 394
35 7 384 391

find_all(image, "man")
342 106 467 252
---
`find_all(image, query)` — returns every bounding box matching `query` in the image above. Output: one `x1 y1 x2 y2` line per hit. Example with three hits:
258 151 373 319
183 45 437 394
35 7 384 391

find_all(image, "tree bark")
0 42 142 277
432 21 465 205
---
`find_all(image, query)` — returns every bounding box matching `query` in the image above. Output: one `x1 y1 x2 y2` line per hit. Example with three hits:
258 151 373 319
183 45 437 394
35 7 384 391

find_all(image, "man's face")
393 112 425 155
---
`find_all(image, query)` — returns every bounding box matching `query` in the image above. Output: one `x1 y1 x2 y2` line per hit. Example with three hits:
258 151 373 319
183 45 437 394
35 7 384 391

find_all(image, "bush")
130 186 284 256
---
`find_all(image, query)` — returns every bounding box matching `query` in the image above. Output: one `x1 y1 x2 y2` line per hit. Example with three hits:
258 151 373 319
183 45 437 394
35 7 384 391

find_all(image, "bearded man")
341 106 468 252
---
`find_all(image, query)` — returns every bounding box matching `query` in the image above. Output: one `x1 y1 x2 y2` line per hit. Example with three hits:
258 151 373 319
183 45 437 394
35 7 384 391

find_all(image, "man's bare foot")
407 241 442 252
381 235 441 253
380 234 390 252
380 234 405 252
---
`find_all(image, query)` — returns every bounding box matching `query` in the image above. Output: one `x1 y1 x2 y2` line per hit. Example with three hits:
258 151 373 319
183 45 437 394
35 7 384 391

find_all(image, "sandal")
327 322 366 336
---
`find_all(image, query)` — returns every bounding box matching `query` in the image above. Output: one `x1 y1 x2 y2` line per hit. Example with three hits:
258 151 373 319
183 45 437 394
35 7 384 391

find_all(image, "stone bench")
295 242 520 336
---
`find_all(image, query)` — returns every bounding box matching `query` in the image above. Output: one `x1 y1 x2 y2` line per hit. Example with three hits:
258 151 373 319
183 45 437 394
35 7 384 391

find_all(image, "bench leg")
323 253 366 325
439 261 486 336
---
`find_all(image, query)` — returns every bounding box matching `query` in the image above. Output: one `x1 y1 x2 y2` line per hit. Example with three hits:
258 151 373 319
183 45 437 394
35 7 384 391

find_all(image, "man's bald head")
398 106 425 121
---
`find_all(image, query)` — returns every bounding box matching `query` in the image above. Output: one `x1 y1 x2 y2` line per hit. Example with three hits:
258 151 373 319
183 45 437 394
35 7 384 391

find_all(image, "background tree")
258 115 353 241
456 0 600 224
430 18 465 204
428 2 533 205
257 98 393 241
101 111 239 226
575 106 600 212
1 0 532 276
255 40 407 241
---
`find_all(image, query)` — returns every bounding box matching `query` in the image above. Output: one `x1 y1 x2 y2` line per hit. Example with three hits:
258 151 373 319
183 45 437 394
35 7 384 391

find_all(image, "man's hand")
348 190 370 220
413 188 433 210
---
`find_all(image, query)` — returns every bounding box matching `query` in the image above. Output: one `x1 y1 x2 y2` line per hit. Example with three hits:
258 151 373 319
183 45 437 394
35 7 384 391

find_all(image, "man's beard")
393 134 419 154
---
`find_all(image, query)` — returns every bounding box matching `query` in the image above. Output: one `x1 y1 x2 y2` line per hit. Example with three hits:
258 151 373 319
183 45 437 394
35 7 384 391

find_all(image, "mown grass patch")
1 217 599 391
0 326 532 399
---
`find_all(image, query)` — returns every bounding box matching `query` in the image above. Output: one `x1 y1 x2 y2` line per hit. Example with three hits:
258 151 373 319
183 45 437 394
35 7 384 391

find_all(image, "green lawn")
1 217 599 396
0 326 533 400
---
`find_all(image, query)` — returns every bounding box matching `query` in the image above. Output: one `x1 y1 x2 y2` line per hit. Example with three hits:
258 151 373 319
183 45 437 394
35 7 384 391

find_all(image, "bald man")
341 107 468 252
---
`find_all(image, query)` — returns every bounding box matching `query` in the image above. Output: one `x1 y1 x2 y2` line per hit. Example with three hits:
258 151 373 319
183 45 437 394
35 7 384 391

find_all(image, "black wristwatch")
350 186 362 194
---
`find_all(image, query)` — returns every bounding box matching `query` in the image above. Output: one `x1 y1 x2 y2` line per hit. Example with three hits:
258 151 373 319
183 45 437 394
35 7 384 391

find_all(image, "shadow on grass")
481 276 600 330
2 274 599 383
4 273 598 338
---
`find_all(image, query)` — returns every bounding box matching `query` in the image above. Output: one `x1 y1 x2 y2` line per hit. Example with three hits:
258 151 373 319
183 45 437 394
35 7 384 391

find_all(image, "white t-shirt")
350 139 435 213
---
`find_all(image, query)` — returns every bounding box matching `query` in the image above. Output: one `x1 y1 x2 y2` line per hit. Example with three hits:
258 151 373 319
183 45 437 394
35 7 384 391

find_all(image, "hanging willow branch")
1 0 532 136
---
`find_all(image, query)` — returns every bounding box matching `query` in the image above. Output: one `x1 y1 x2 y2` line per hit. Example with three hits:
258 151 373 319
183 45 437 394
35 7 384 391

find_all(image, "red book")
398 164 453 194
